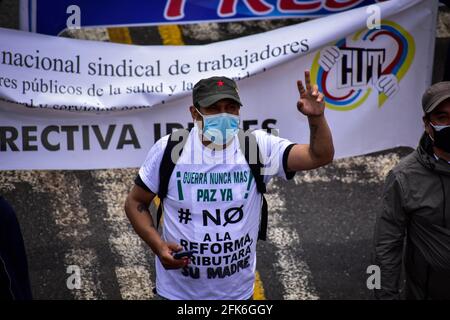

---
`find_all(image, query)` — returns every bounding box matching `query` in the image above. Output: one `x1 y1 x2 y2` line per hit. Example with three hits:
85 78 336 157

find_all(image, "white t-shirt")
138 125 295 300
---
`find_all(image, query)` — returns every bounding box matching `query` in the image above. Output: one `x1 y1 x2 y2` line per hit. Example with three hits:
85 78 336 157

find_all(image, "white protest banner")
0 0 437 170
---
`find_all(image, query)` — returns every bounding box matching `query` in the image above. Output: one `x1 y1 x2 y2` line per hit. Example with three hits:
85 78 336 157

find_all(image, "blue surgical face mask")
196 110 240 145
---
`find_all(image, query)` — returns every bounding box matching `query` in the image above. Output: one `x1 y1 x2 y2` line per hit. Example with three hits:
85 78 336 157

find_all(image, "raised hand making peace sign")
297 70 325 117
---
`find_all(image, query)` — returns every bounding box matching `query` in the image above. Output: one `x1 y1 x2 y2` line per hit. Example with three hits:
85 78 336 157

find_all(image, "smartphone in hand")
172 250 195 260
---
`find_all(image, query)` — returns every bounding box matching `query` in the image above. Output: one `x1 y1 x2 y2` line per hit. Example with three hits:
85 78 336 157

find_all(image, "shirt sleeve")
137 135 169 194
373 170 408 300
252 129 297 184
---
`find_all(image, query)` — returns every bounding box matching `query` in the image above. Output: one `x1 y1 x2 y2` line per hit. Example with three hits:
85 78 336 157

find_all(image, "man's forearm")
373 171 407 299
125 198 165 256
373 240 404 299
308 114 334 163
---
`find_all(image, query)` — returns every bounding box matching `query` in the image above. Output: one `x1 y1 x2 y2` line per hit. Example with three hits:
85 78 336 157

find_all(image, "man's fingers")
312 84 319 97
305 70 312 92
316 93 324 103
173 257 189 269
297 80 306 97
163 259 188 270
298 72 322 103
167 242 182 252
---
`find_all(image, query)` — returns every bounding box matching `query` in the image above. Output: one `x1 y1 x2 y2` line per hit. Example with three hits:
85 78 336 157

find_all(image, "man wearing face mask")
125 71 334 300
373 81 450 300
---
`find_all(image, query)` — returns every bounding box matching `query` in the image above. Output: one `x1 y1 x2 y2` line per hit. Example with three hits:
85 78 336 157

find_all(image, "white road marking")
266 182 319 300
92 169 155 300
0 171 103 299
282 152 402 299
61 27 109 41
115 266 153 300
182 23 221 41
295 153 401 185
0 151 403 300
65 248 105 300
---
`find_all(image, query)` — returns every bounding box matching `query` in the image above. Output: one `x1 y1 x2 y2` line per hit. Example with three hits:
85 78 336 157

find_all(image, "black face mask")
431 123 450 153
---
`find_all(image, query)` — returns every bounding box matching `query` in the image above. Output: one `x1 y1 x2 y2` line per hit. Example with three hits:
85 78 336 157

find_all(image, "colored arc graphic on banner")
311 20 415 111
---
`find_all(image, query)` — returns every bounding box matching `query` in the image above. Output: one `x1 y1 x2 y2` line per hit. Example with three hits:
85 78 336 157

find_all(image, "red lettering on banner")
165 0 186 19
165 0 376 20
278 0 322 12
325 0 363 10
219 0 273 17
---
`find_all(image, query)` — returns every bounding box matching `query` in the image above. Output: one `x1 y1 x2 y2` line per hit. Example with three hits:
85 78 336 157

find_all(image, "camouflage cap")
193 76 242 108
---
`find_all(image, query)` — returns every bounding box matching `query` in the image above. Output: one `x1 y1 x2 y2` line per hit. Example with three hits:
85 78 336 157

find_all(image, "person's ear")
189 106 199 121
423 115 433 138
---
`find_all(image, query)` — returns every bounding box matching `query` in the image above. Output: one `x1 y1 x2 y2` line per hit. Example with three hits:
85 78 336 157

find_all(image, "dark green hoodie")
373 133 450 300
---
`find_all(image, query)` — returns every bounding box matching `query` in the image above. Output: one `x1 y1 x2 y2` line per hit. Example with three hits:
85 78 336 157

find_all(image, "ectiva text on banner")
1 0 438 170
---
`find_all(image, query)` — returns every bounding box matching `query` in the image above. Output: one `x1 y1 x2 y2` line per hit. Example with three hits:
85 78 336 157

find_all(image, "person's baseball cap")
193 76 242 108
422 81 450 114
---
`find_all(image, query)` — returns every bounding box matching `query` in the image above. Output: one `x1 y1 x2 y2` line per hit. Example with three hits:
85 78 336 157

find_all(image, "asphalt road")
0 0 440 300
0 147 413 300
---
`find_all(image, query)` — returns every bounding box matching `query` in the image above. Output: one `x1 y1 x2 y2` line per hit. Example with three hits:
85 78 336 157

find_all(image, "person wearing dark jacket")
0 196 33 300
373 81 450 300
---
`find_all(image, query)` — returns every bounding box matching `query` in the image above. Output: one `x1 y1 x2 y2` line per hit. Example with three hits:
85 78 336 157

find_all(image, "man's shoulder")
248 129 279 143
151 129 196 158
389 150 429 191
152 133 173 152
141 134 172 165
391 150 422 176
250 129 270 137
